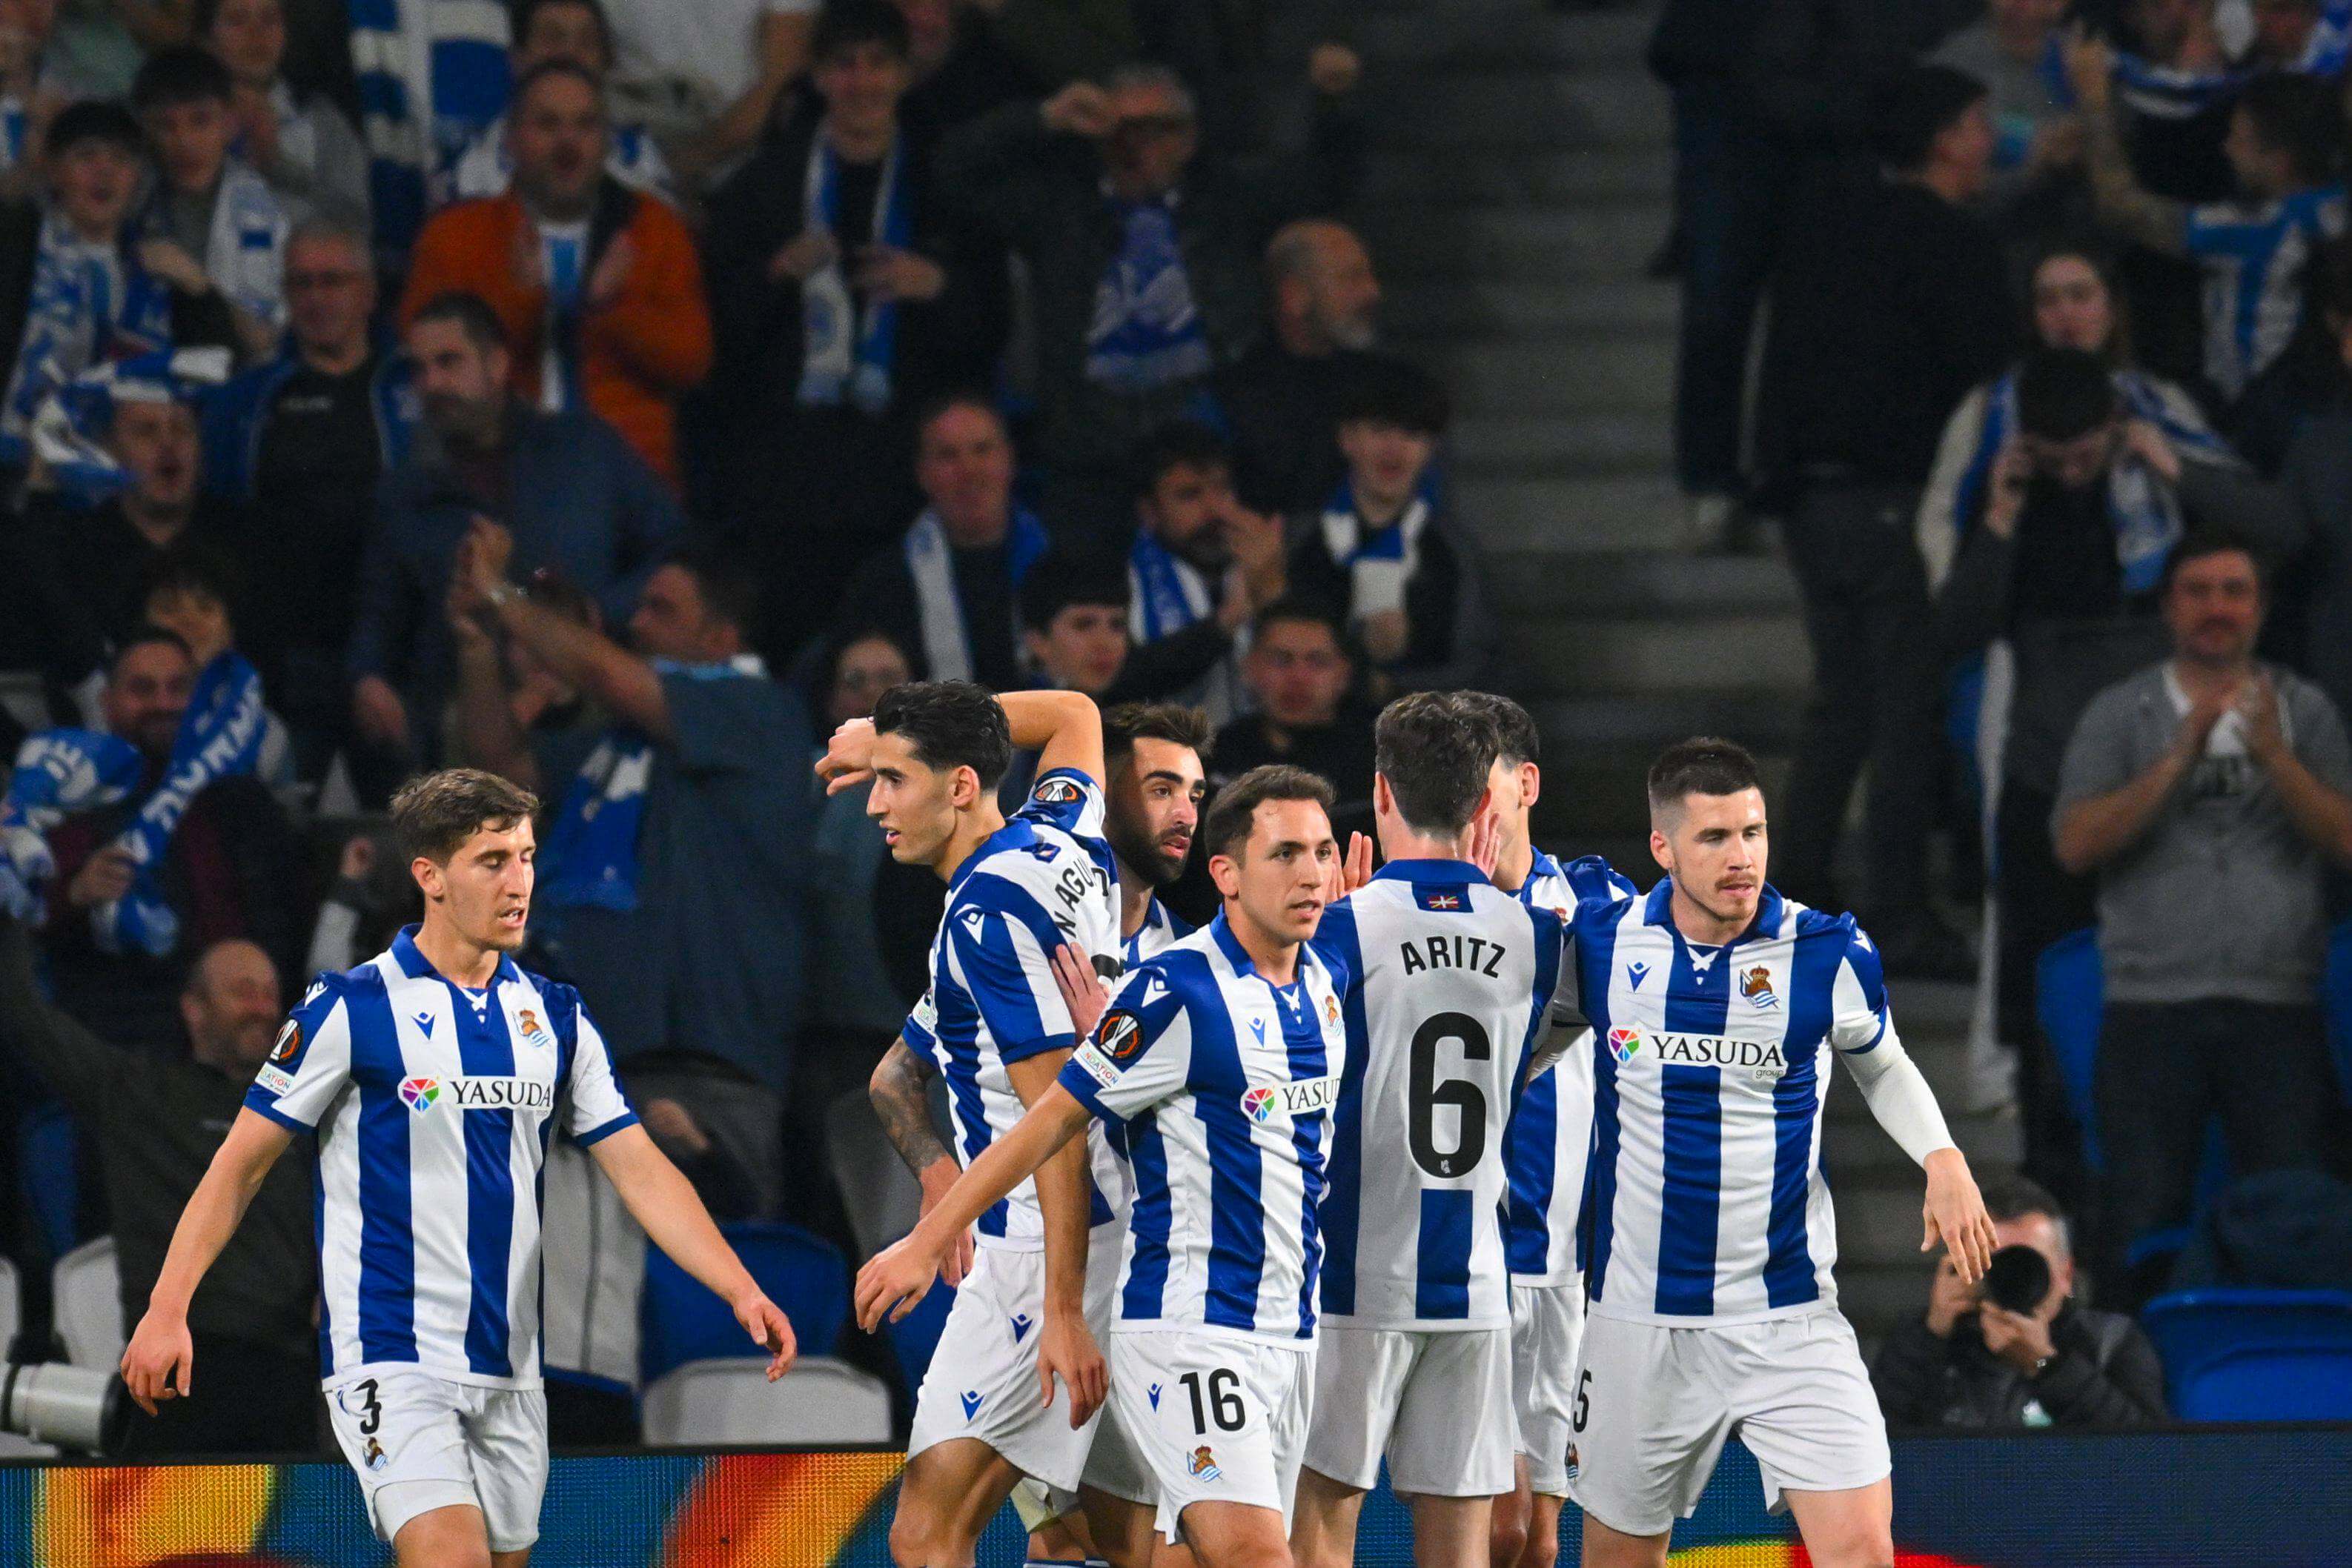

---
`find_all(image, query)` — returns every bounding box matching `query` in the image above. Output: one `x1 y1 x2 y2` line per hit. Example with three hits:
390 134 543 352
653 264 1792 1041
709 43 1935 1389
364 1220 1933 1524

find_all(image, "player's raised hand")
817 716 878 794
856 1233 941 1330
1051 943 1110 1040
1921 1148 1998 1283
733 1291 798 1381
1037 1310 1107 1428
120 1308 193 1417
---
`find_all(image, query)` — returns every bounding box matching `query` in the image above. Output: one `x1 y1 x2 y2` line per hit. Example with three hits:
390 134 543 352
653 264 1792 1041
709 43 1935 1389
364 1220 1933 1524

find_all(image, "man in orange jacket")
400 60 711 487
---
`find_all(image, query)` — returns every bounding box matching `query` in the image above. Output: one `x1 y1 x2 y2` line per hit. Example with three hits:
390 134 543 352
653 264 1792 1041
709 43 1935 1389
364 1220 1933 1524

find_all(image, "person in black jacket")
1872 1175 2168 1429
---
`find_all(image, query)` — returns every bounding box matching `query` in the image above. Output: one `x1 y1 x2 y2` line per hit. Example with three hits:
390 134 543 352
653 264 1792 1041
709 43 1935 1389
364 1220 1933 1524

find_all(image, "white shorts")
908 1238 1115 1493
1566 1309 1891 1538
325 1369 548 1552
1109 1330 1314 1543
1302 1325 1514 1497
1511 1281 1588 1498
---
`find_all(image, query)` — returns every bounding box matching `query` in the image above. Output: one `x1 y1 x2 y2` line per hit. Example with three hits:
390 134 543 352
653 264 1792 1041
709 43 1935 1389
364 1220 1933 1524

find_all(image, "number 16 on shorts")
1110 1332 1314 1527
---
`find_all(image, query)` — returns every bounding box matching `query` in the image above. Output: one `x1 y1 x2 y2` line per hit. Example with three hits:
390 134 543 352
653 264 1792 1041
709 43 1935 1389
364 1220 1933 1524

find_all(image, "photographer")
1871 1175 2167 1429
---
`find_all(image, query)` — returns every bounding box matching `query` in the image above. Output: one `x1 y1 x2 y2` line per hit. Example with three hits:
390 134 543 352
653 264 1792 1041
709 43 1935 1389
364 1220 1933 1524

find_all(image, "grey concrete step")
1387 277 1677 341
1364 146 1673 206
1351 72 1672 152
1526 693 1805 752
1424 334 1674 419
1508 613 1812 697
1267 4 1654 70
1825 1106 2023 1181
1368 202 1674 282
1488 549 1801 614
1841 1263 1935 1348
1448 413 1675 479
1456 471 1683 553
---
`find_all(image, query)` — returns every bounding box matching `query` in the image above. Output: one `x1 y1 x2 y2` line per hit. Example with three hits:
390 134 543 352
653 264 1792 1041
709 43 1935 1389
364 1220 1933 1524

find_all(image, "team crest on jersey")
1323 992 1339 1027
1096 1009 1144 1063
1740 966 1778 1009
1563 1444 1579 1481
399 1077 440 1112
1032 777 1082 805
517 1008 551 1048
1188 1446 1222 1481
363 1436 388 1472
1607 1027 1642 1063
268 1019 303 1065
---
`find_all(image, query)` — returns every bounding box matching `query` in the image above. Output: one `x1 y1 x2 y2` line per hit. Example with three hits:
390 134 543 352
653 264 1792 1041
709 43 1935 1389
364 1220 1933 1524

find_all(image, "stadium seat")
826 1089 921 1261
51 1238 122 1370
883 1282 955 1398
640 1355 891 1445
2141 1289 2352 1420
2034 928 2104 1169
639 1222 849 1384
2322 917 2352 1106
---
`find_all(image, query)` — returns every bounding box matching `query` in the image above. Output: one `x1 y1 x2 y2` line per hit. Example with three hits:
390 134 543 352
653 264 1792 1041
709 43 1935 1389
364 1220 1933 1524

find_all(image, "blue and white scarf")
2039 36 2252 122
1084 195 1211 392
30 345 233 501
349 0 510 259
0 216 176 463
538 654 764 914
904 507 1049 682
0 653 266 955
1127 529 1215 643
798 135 912 415
1955 368 2234 594
1320 481 1431 620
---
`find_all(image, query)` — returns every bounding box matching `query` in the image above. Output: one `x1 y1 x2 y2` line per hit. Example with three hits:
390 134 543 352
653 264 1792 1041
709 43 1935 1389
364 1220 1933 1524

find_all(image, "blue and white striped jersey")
1058 914 1349 1343
903 767 1122 1249
242 926 638 1389
2184 185 2347 398
1312 862 1570 1330
1124 893 1192 968
1570 882 1894 1326
1502 850 1639 1286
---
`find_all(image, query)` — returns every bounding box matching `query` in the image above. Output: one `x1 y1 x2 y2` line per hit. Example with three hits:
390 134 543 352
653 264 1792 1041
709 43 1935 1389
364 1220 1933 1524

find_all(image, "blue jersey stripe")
1763 930 1841 1307
458 988 518 1378
1311 906 1366 1317
1654 934 1728 1318
1189 994 1266 1332
1414 1190 1474 1318
312 1142 331 1374
1581 904 1626 1296
929 991 1009 1239
1504 1074 1558 1275
348 976 417 1365
1281 967 1331 1339
1122 1110 1172 1319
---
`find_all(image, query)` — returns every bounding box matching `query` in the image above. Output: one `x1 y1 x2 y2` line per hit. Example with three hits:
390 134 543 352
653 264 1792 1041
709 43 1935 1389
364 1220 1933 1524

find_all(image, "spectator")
600 0 810 188
133 44 290 364
700 0 1001 629
199 220 413 788
825 393 1047 689
2070 36 2346 404
1286 356 1496 695
2234 0 2342 70
1020 548 1128 697
348 0 509 260
936 51 1362 526
1938 348 2297 1203
1871 1175 2167 1428
2053 535 2351 1302
445 573 606 777
1927 0 2081 236
1210 597 1375 834
1213 216 1384 515
892 0 1044 144
2276 240 2352 724
1124 417 1285 722
0 914 317 1453
0 0 73 190
22 386 251 707
36 628 303 1054
442 0 671 207
140 555 294 785
201 0 371 233
400 60 712 487
348 291 680 783
0 101 172 465
448 522 815 1215
1757 64 2013 963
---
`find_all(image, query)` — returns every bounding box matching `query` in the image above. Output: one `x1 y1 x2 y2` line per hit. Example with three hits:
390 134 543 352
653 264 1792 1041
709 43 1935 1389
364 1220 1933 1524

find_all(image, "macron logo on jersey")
1241 1075 1339 1123
400 1076 554 1113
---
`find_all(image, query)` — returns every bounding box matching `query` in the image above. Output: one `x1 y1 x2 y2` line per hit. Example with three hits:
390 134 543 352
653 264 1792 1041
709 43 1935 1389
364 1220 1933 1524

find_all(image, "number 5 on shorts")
1571 1369 1591 1434
1181 1369 1245 1433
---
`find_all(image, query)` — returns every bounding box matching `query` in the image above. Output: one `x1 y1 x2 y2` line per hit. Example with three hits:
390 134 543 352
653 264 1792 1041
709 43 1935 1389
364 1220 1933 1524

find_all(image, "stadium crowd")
0 0 2339 1463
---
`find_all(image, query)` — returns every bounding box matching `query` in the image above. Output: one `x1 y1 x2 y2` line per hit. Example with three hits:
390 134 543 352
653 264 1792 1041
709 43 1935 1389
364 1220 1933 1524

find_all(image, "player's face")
867 730 970 866
417 816 537 951
2162 549 2264 662
1651 787 1766 928
2030 255 2113 354
1110 737 1205 888
509 73 606 216
1212 798 1338 945
1140 460 1234 564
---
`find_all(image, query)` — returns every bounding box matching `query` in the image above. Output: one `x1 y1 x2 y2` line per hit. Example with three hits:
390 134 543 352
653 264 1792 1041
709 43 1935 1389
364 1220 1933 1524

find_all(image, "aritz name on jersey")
1634 1031 1789 1073
397 1075 557 1112
1398 934 1507 977
1241 1074 1340 1123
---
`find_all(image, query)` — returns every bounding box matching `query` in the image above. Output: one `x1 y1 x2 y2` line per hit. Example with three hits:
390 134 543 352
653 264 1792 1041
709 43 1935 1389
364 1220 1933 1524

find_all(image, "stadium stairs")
1262 0 2021 1346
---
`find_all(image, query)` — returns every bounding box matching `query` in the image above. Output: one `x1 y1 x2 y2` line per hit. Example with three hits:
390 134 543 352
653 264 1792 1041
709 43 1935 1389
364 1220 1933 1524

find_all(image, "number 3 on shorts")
1181 1369 1245 1433
1571 1369 1591 1434
345 1377 382 1436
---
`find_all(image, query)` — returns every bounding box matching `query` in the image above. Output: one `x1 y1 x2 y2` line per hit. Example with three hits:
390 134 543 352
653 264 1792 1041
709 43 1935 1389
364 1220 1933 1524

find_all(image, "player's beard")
1110 817 1186 889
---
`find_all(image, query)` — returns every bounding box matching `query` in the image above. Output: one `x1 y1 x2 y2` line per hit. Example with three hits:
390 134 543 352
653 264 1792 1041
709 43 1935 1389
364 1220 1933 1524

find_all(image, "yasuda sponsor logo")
399 1076 552 1112
1648 1034 1787 1071
1240 1074 1339 1123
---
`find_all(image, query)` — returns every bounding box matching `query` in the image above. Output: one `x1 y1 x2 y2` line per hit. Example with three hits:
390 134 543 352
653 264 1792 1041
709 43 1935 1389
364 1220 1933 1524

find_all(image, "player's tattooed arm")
869 1037 975 1286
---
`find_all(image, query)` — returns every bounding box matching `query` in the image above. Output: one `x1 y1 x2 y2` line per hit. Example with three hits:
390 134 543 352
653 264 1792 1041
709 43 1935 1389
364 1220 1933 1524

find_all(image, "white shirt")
606 0 815 108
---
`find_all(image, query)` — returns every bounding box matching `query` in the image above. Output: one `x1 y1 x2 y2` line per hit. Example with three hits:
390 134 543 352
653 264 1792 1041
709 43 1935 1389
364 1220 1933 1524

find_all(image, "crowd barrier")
0 1427 2346 1566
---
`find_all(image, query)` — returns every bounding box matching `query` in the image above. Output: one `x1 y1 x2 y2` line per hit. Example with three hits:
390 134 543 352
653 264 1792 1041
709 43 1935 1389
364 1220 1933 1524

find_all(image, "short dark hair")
2015 346 2119 441
914 388 1006 445
391 768 540 863
662 539 761 636
142 551 240 614
2235 70 2343 187
1335 356 1450 436
1978 1172 2064 1225
1866 64 1987 174
812 0 911 62
872 680 1013 790
1202 764 1335 863
511 57 603 110
1019 548 1130 632
1646 736 1760 817
1251 597 1348 650
110 624 194 677
2159 530 2270 599
511 0 613 59
1374 691 1499 836
1105 702 1214 767
46 99 145 159
1452 691 1539 768
409 290 511 354
134 45 233 110
1132 419 1230 499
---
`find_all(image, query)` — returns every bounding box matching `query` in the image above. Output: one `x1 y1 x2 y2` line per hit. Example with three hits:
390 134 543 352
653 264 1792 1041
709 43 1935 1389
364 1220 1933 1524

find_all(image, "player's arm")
1007 1049 1106 1424
997 688 1104 785
590 1125 795 1378
122 1109 294 1414
868 1035 975 1286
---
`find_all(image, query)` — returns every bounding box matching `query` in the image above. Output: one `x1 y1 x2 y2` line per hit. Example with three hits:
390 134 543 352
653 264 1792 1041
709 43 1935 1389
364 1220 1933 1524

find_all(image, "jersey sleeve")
244 974 354 1132
560 995 639 1146
1016 767 1107 845
948 876 1081 1063
1828 922 1894 1056
1519 906 1575 1080
1058 960 1194 1123
901 985 940 1059
1562 854 1639 907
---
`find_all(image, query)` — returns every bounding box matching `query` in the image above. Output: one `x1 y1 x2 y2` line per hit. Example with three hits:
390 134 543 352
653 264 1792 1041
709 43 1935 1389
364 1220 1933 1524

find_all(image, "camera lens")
1981 1243 2053 1316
